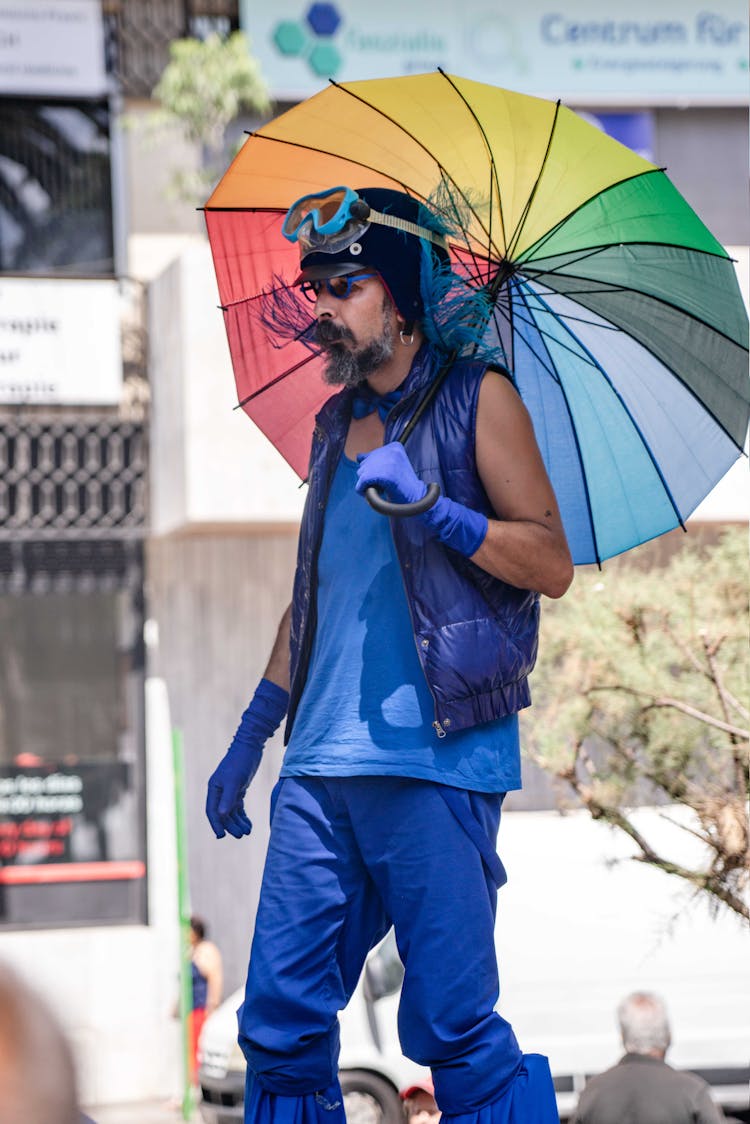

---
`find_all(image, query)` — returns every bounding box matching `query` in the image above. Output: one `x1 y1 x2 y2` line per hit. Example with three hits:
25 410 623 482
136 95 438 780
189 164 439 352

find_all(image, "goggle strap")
367 209 449 251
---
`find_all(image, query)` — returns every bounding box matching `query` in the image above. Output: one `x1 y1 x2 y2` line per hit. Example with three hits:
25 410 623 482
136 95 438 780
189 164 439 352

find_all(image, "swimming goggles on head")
282 186 449 256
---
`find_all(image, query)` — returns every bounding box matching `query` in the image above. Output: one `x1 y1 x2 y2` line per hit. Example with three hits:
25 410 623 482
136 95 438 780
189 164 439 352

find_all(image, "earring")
399 320 415 346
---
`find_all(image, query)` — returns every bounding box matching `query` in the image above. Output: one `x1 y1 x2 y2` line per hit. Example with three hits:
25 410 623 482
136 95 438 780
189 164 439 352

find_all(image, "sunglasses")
299 273 378 302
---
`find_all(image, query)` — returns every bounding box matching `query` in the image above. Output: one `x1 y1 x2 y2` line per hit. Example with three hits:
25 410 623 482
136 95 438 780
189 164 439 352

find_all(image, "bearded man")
206 187 573 1124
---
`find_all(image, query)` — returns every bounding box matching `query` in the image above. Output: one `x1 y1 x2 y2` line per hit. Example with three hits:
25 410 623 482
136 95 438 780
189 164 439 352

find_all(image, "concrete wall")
147 238 306 532
146 532 297 994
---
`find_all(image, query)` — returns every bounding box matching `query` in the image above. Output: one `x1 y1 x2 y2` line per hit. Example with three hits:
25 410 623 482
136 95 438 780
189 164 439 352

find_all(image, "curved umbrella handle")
364 483 441 517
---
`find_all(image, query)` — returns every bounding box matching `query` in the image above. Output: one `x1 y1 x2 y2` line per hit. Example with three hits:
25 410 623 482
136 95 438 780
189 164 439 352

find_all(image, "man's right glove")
206 678 289 840
355 443 488 557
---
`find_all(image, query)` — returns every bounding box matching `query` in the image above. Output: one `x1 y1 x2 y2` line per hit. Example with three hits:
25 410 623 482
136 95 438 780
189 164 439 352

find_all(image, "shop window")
0 98 114 276
0 541 146 927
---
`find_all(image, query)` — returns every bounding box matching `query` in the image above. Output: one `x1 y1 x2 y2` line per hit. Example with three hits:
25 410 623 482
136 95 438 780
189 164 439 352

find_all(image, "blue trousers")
239 777 557 1124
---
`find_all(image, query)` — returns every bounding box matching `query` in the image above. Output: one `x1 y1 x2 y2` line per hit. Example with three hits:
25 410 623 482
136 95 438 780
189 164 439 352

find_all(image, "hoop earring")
399 319 415 346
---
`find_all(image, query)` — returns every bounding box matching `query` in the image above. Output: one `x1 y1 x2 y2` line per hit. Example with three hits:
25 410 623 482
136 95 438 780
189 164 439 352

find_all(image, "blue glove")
206 678 289 840
355 442 488 557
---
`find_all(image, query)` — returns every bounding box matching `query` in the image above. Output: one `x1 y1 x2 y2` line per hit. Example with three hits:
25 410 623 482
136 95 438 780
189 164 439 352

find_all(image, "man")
206 186 573 1124
570 992 723 1124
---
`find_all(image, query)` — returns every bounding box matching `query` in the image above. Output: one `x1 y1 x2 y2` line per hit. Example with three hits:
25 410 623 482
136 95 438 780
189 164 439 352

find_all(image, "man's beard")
316 299 395 387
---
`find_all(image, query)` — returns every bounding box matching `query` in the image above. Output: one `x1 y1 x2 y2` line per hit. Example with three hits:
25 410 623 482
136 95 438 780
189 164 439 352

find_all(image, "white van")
198 808 750 1123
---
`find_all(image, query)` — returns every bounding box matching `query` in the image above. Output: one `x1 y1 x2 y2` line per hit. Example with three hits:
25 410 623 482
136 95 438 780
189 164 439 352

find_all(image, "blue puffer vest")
285 345 540 742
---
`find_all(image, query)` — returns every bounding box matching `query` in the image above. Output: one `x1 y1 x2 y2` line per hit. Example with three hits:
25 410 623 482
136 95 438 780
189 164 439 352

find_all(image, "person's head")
282 186 451 386
617 991 671 1059
190 915 207 945
0 961 80 1124
400 1079 440 1124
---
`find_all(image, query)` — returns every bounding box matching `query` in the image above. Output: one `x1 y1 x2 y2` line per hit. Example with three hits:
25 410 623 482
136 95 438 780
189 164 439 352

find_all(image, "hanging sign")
0 0 107 96
242 0 749 104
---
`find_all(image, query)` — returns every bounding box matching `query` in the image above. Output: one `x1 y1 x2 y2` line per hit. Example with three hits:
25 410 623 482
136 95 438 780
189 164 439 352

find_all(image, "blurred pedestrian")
189 915 223 1084
570 991 723 1124
0 959 93 1124
401 1078 441 1124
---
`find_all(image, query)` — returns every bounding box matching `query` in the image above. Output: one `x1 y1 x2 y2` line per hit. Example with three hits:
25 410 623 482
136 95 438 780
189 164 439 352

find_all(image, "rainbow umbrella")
204 72 749 564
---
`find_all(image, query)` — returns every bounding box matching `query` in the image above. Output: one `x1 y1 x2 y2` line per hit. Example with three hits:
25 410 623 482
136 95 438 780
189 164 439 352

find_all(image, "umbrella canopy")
204 72 749 565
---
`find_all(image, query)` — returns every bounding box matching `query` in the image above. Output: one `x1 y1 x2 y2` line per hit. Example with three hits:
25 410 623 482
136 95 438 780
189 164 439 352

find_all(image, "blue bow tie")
351 385 404 423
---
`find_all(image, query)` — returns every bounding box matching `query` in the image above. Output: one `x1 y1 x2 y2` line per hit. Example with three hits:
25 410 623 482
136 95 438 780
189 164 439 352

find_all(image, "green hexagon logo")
308 41 341 77
273 20 308 57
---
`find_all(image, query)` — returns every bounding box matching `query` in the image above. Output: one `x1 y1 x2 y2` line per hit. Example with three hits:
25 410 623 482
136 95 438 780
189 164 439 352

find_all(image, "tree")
138 31 270 203
524 527 749 923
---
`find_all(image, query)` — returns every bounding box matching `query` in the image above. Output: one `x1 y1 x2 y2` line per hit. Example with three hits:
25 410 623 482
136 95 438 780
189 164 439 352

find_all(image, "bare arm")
262 603 292 692
470 371 574 599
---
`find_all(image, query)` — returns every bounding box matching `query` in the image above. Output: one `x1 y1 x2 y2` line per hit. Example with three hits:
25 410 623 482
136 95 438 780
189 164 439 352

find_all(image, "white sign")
0 0 107 96
0 278 122 405
242 0 750 104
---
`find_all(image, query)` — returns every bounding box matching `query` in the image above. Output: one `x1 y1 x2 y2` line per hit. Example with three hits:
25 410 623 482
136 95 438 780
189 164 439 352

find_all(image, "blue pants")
239 776 557 1124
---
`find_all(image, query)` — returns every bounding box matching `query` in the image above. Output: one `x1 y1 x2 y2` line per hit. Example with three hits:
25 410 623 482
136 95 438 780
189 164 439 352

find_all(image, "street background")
0 1 747 1120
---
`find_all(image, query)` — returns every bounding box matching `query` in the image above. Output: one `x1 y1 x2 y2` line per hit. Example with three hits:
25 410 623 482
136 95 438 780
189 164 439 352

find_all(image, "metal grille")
0 419 147 540
103 0 240 98
0 538 143 595
0 98 114 275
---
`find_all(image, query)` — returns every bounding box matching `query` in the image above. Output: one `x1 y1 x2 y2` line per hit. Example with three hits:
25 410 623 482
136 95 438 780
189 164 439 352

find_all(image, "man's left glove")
206 678 289 840
355 442 488 557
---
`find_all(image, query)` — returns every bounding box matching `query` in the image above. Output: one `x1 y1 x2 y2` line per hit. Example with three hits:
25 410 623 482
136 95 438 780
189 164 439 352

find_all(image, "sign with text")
242 0 749 104
0 278 122 405
0 763 144 884
0 0 107 96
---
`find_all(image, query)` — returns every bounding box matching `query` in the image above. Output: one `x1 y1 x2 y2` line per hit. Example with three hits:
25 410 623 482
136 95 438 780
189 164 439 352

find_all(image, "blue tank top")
281 455 521 794
191 958 208 1010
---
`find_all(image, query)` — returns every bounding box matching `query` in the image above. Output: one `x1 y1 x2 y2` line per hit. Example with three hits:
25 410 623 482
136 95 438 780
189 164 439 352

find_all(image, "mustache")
314 319 355 346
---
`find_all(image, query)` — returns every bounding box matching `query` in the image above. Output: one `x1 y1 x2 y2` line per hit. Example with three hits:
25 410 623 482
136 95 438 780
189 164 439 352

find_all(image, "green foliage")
129 31 270 204
152 32 270 152
525 528 749 921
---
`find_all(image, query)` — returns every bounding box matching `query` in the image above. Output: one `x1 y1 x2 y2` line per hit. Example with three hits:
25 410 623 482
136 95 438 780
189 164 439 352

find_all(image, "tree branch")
588 685 749 739
552 764 750 925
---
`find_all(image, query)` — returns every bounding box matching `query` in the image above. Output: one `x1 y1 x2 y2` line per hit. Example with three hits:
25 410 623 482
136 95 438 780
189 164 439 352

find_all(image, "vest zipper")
288 421 340 738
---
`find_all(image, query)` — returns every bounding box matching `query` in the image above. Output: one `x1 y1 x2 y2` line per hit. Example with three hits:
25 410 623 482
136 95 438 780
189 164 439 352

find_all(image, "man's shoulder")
583 1054 713 1096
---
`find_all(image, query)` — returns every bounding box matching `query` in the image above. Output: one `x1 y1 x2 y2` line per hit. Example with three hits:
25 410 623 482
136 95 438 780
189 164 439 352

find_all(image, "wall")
146 533 297 993
655 107 750 245
147 238 306 532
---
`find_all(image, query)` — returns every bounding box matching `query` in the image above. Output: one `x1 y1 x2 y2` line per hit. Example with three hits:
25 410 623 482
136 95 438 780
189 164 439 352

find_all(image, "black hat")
298 187 449 321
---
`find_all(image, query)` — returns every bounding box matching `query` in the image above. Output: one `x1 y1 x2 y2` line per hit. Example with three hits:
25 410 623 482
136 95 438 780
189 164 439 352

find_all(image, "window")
0 98 114 276
0 542 146 927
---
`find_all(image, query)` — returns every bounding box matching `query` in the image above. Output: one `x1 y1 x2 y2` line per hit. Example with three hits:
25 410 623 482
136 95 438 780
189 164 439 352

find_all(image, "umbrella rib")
239 132 422 196
435 69 505 269
512 279 603 565
509 285 599 377
235 351 322 409
526 238 741 270
328 77 499 256
519 278 688 534
517 167 667 262
504 100 563 264
522 247 750 352
519 273 749 450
